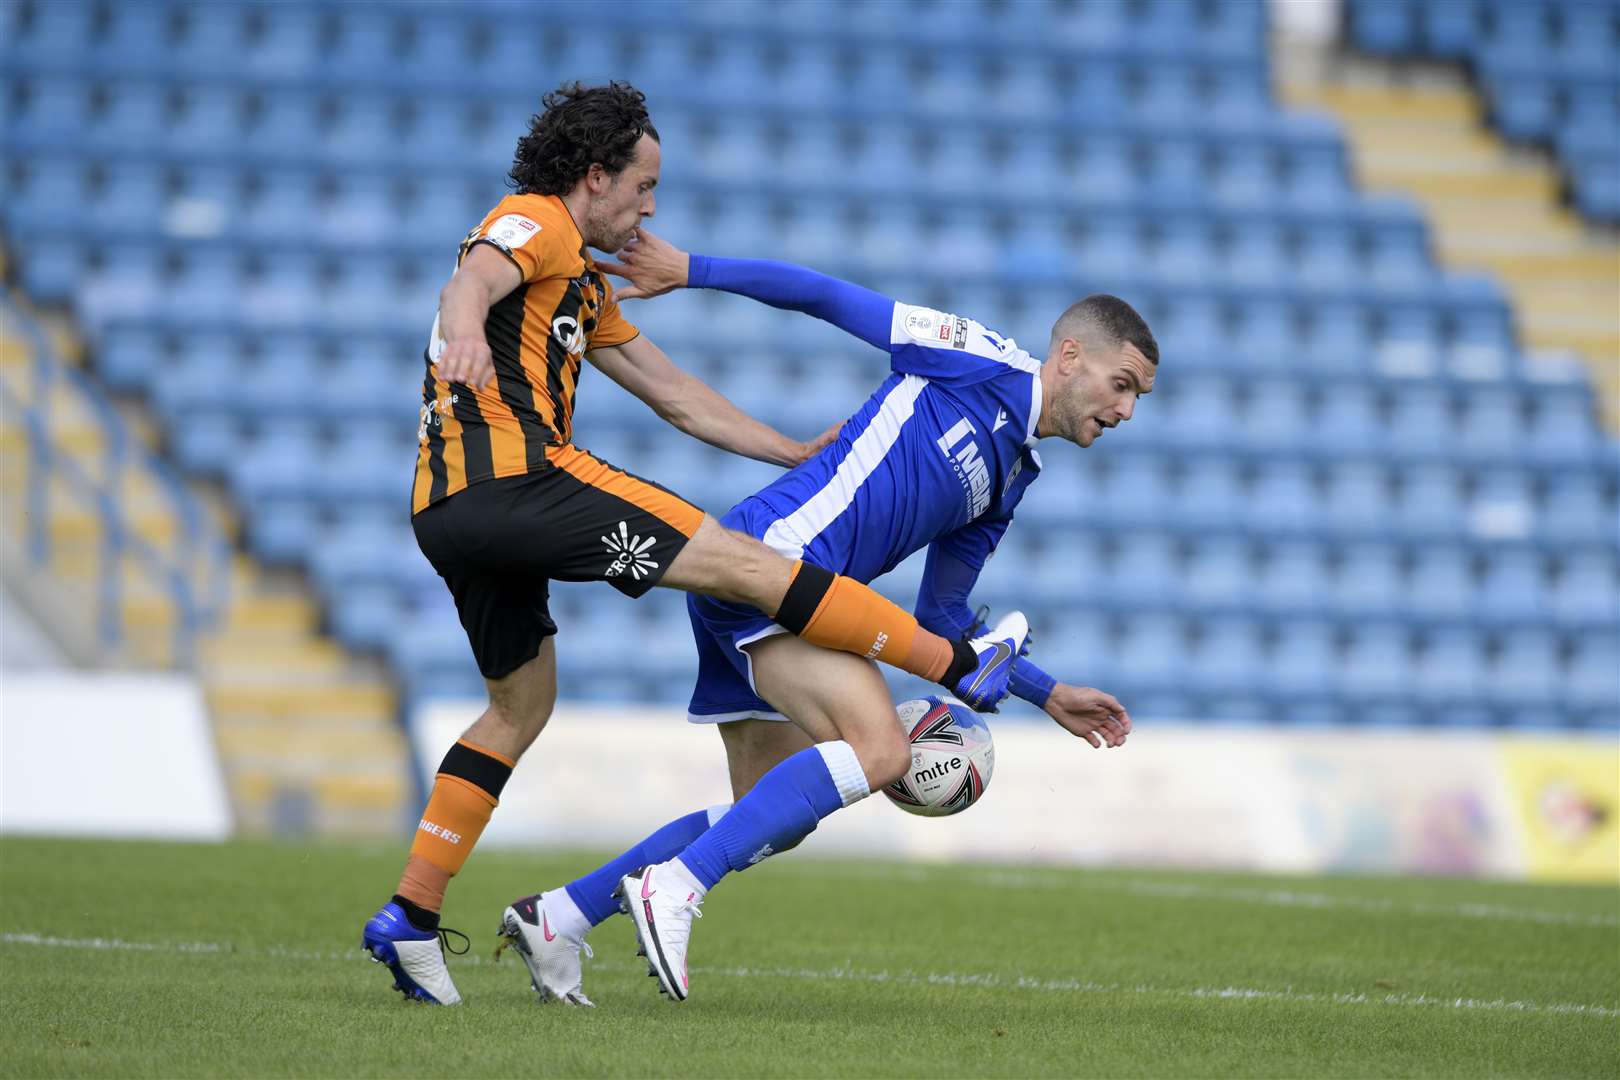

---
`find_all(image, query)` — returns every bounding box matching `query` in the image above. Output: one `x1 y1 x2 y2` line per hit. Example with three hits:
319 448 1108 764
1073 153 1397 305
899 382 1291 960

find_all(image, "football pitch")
1 837 1614 1078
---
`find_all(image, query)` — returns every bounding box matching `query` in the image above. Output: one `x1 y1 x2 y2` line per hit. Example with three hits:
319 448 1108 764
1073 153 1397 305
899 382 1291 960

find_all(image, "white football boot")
616 863 704 1002
495 892 595 1006
361 901 465 1005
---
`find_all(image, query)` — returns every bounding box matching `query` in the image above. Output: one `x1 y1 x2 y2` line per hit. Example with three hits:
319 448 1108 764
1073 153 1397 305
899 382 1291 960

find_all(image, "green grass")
0 837 1615 1078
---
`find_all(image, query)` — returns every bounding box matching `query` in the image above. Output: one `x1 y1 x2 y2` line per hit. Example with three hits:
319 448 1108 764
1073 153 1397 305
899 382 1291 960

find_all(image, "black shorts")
413 443 705 681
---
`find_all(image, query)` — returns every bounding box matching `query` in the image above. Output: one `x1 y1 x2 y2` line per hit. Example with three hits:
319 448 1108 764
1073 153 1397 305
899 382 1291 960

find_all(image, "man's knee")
683 526 785 610
848 723 910 790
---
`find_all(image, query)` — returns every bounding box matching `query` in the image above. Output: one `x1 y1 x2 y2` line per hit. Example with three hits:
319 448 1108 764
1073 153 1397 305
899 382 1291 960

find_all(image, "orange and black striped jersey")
412 193 640 514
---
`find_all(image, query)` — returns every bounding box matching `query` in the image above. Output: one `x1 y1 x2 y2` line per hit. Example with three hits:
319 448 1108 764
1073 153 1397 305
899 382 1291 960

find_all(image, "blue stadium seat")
1413 627 1487 705
1487 628 1562 711
1115 613 1190 685
171 413 245 474
1385 385 1454 460
1295 223 1360 293
1403 546 1477 621
1269 619 1337 699
1353 0 1419 52
1230 299 1295 353
1248 462 1321 533
1223 222 1288 286
1423 0 1486 57
1551 549 1620 625
1338 623 1416 702
1315 388 1384 456
243 497 321 565
1565 632 1620 710
1526 387 1601 465
248 91 318 156
1330 543 1404 617
1315 459 1393 537
165 89 245 156
85 82 170 155
1476 549 1549 622
1243 383 1313 454
1539 475 1616 543
1176 457 1246 531
10 77 93 150
1186 616 1266 697
331 586 408 654
1111 532 1183 607
1253 541 1325 615
1183 538 1255 608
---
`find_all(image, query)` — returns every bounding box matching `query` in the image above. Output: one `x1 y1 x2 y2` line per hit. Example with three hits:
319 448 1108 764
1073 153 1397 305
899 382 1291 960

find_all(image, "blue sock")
564 808 724 925
678 742 870 891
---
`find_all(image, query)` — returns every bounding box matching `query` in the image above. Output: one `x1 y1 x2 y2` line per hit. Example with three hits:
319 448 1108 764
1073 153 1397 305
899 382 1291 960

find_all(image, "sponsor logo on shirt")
936 417 991 518
486 214 541 253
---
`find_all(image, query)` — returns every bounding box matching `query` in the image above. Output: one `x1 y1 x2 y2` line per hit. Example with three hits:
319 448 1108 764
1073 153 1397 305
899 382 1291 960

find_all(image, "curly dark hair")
508 81 660 196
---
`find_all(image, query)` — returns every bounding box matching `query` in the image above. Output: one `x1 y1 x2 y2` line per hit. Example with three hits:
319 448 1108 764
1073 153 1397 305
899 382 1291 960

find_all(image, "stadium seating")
1347 0 1620 223
1 0 1614 730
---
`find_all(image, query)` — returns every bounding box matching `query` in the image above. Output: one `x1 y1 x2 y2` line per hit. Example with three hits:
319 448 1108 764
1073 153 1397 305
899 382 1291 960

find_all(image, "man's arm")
597 229 894 349
916 523 1057 707
587 335 833 468
431 244 521 391
918 525 1131 748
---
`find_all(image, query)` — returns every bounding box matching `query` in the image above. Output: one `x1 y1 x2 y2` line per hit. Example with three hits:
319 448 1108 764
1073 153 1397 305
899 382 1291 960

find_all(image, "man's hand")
793 421 843 464
434 337 496 391
596 228 690 300
1044 684 1131 748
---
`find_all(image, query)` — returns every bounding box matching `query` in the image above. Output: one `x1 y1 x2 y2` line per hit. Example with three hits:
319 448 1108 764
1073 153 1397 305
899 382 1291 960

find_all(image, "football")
882 695 995 817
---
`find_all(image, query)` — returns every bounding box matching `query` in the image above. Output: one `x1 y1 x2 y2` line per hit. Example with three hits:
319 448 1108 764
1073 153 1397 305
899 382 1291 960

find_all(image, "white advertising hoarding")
413 703 1615 879
1 673 232 840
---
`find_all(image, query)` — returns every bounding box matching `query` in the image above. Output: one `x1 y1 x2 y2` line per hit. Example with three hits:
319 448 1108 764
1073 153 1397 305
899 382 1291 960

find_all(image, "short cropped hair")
509 81 659 196
1050 294 1159 366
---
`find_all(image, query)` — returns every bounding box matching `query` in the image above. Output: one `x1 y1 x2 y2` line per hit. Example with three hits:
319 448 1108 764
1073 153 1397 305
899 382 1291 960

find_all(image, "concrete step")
206 680 395 721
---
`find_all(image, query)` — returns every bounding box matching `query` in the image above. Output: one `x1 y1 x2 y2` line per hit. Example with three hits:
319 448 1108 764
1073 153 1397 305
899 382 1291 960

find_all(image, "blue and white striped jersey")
742 301 1044 586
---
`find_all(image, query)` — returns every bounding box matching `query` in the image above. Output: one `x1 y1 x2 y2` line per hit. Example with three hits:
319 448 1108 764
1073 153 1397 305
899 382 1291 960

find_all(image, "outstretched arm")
587 335 834 467
597 229 894 349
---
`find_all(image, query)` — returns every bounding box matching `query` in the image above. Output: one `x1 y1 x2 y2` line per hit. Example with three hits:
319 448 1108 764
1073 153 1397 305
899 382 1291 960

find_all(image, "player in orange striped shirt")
364 83 1032 1006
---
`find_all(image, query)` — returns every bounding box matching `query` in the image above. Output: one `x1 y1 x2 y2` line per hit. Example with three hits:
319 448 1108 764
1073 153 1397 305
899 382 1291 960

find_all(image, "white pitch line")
956 871 1620 929
5 932 1616 1020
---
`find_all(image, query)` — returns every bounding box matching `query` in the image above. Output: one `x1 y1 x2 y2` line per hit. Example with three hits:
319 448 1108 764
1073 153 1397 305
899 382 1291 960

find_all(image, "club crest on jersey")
602 521 659 580
552 315 585 357
936 417 991 518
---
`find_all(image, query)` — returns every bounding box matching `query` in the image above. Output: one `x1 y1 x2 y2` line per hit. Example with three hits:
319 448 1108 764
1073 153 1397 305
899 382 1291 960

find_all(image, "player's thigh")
717 718 814 801
659 516 792 611
744 632 908 785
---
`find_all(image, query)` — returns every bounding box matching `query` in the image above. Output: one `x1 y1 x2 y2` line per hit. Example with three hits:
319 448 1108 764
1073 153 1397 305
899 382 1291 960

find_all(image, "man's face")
584 133 659 252
1055 339 1154 448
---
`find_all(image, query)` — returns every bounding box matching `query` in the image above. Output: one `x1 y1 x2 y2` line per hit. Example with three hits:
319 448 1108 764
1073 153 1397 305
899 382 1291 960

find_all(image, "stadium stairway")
0 291 411 836
1283 58 1620 428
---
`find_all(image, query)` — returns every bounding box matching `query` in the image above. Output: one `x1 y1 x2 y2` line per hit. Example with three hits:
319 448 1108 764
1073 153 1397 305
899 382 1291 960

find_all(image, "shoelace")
436 926 471 958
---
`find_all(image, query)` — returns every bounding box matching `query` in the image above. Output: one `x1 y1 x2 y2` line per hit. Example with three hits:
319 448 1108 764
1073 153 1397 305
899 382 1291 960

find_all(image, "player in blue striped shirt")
497 230 1156 1004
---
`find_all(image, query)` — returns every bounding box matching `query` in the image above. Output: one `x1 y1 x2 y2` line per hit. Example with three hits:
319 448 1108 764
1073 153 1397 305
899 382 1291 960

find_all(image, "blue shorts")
686 498 792 724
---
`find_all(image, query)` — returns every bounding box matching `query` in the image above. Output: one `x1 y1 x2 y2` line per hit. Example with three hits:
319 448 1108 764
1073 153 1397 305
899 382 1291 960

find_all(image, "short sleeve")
589 276 640 349
887 303 1037 386
469 207 559 283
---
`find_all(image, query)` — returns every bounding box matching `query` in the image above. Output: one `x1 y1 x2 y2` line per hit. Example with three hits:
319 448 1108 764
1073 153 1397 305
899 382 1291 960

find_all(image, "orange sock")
394 738 515 916
772 562 966 683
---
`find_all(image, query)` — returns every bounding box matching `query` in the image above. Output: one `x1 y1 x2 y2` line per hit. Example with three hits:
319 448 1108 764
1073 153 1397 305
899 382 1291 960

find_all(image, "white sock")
665 856 709 900
541 888 591 942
